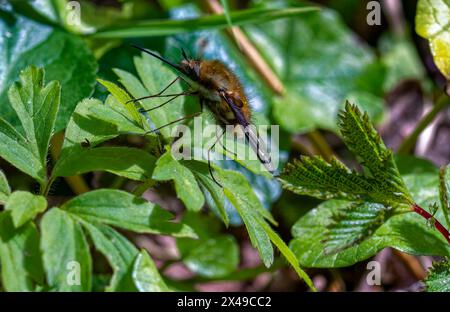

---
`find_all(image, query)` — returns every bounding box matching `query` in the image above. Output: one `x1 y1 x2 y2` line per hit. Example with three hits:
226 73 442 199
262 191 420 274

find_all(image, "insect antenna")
181 48 189 61
131 45 182 73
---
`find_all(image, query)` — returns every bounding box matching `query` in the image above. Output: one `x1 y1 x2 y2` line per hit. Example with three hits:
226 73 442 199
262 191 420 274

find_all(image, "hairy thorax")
197 60 251 125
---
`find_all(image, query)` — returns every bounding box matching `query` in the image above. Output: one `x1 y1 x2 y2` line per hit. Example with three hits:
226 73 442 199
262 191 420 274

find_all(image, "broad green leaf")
0 212 44 291
53 147 156 181
290 158 450 268
323 202 391 254
0 169 10 203
177 213 239 278
244 6 384 132
40 208 92 291
415 0 450 79
425 261 450 292
61 189 196 238
60 97 146 154
182 236 239 278
0 105 45 183
5 191 47 228
0 15 97 132
439 165 450 229
291 200 450 268
78 219 138 291
8 66 60 165
97 78 143 127
153 151 205 212
8 0 59 27
92 6 319 38
132 249 170 292
55 97 150 178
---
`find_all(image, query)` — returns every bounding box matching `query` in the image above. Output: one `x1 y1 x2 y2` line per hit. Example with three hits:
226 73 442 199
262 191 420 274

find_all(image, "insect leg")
144 111 202 135
127 75 195 104
216 128 237 158
138 92 197 113
208 129 225 188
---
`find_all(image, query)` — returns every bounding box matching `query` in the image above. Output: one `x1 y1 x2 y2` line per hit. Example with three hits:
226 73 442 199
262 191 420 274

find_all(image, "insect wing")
220 93 275 173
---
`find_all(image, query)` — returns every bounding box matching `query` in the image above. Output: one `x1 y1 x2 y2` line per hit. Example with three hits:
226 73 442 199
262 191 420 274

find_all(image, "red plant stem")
412 203 450 244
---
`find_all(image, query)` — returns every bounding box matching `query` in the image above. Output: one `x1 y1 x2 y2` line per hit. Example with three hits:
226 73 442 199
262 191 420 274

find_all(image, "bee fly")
129 45 274 186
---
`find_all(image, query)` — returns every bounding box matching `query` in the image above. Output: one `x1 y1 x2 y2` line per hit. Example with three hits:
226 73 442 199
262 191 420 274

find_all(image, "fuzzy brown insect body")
180 59 251 128
130 45 274 182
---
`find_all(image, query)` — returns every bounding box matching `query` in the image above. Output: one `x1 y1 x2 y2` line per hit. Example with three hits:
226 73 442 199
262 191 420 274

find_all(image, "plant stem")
41 177 55 197
412 203 450 244
398 93 450 154
49 132 90 195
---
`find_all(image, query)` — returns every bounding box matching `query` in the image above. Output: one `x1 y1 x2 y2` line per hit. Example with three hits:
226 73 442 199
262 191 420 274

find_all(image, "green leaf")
55 97 151 179
258 220 315 291
0 118 44 181
182 160 277 268
425 261 450 292
183 236 239 278
184 161 229 226
0 212 44 291
280 155 374 201
323 202 391 254
59 97 146 156
338 102 411 204
8 1 59 27
97 78 143 127
153 151 205 211
415 0 450 79
280 103 412 207
439 165 450 229
0 68 54 183
53 147 156 181
290 158 450 268
5 191 47 228
78 219 138 291
221 171 274 267
8 66 60 165
0 16 97 132
61 189 197 238
245 6 385 132
177 213 239 278
0 169 10 203
40 208 92 291
132 249 170 292
92 6 319 38
291 200 450 268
